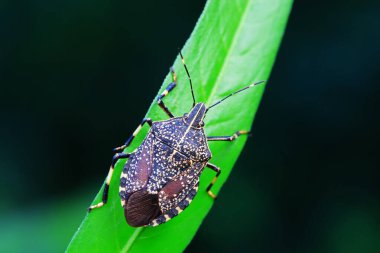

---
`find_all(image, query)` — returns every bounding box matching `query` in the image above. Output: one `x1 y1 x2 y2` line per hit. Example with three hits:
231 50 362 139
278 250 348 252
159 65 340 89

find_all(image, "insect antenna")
206 80 265 112
179 51 196 107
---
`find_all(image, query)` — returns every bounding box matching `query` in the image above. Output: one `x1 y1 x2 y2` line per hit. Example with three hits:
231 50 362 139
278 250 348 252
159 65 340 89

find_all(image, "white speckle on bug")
119 117 212 226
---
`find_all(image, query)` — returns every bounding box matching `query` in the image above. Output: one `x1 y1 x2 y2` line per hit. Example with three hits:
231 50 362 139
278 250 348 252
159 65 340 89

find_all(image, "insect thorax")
152 117 211 162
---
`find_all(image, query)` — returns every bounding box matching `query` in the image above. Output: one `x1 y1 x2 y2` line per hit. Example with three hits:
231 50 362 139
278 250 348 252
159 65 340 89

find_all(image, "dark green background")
1 0 379 252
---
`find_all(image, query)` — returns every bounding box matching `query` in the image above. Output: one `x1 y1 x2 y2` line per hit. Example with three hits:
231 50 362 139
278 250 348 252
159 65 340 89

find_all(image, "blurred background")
1 0 379 252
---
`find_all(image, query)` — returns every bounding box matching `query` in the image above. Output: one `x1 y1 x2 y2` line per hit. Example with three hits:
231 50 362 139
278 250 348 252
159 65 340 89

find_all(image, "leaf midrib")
205 0 252 107
121 227 143 253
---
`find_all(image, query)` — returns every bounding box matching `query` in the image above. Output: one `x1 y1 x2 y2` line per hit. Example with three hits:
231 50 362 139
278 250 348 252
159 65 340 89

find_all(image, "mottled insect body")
118 105 211 226
88 52 264 227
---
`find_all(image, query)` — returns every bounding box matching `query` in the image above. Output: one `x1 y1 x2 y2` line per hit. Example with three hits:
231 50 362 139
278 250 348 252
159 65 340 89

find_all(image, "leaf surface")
66 0 293 252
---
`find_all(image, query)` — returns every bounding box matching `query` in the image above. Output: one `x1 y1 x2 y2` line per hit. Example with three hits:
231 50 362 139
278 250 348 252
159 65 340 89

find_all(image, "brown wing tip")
125 190 162 227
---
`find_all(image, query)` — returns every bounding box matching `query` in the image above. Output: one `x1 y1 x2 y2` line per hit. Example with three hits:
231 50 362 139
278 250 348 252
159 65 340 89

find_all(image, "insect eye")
183 113 188 118
199 121 204 127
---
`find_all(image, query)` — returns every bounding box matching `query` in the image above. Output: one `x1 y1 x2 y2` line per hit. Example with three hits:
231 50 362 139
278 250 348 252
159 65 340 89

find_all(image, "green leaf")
66 0 292 252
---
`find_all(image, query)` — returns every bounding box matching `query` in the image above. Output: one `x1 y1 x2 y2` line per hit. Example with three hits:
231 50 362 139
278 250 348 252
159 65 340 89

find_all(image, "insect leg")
207 130 251 141
205 163 221 199
157 67 177 118
88 152 130 212
113 118 153 153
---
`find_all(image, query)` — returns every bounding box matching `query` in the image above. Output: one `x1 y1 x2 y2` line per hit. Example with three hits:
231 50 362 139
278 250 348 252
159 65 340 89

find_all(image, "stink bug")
88 52 264 227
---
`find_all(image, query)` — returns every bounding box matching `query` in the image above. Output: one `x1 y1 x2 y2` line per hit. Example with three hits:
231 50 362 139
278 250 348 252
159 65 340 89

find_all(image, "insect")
88 52 264 227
